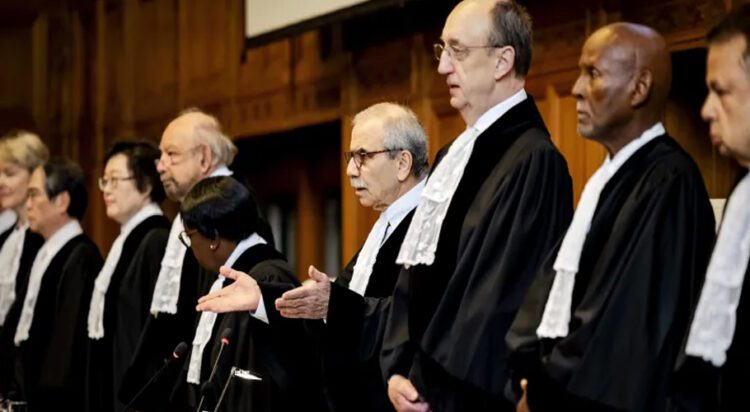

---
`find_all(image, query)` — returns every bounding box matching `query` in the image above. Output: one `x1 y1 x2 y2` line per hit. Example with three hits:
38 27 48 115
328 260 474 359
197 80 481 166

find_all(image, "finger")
521 378 528 391
399 380 420 402
197 289 225 304
308 266 329 282
219 266 247 280
280 286 313 301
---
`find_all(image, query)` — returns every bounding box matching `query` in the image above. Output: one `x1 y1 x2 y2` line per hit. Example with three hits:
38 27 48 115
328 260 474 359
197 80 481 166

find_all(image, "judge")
506 23 715 412
173 176 325 412
0 131 47 400
380 1 573 411
202 102 429 412
119 108 237 410
84 141 170 412
13 158 103 411
673 6 750 411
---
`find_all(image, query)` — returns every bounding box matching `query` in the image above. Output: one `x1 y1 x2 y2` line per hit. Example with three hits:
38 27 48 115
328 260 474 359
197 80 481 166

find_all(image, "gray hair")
178 107 238 168
352 103 429 179
488 0 533 76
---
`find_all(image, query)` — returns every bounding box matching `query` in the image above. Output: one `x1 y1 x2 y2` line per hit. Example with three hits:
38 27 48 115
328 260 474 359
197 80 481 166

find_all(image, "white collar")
0 209 16 234
210 165 233 178
121 203 163 234
224 233 266 269
44 220 84 251
472 89 528 134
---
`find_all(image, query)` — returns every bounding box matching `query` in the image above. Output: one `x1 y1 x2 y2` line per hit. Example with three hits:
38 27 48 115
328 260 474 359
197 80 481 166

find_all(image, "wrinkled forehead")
161 119 198 149
442 1 492 45
350 119 385 150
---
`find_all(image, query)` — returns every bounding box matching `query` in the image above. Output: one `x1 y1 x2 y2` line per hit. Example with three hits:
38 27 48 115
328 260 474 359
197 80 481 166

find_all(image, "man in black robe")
379 1 573 411
506 23 715 412
11 158 103 411
272 102 428 412
119 109 238 411
672 6 750 412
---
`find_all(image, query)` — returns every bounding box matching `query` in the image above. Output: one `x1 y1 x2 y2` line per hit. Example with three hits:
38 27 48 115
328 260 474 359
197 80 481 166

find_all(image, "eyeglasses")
433 42 500 62
155 145 203 167
98 176 134 191
178 228 198 248
344 148 403 169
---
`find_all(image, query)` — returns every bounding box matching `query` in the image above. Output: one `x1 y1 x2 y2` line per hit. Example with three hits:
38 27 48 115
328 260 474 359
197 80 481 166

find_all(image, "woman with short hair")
0 131 48 401
84 140 170 412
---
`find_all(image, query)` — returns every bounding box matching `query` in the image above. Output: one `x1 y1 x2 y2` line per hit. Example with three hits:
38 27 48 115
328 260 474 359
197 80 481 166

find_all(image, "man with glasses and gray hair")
380 1 573 411
119 108 239 410
195 102 428 412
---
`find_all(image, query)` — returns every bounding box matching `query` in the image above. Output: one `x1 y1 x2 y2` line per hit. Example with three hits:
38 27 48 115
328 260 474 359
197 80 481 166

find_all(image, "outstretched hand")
196 266 261 313
274 265 331 319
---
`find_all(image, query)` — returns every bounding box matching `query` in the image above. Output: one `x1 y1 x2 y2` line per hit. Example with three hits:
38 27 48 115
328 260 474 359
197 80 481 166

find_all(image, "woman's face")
0 162 31 213
101 154 150 224
184 227 225 274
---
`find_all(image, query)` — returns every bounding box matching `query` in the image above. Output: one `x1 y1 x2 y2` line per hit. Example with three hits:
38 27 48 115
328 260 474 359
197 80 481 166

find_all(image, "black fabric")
322 209 415 412
118 246 208 412
174 244 327 412
84 215 170 412
12 234 103 412
0 228 43 398
507 135 716 412
380 97 574 412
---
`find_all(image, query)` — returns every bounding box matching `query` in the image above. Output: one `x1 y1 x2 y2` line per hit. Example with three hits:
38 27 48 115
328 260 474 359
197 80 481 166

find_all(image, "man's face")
26 167 58 235
438 2 498 125
156 121 205 202
346 120 402 211
572 31 635 141
702 35 750 167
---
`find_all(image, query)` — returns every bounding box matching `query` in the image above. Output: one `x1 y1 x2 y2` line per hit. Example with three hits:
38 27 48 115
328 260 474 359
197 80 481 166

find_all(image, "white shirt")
397 89 528 267
349 179 425 296
150 165 233 315
88 203 163 338
187 233 265 384
15 220 84 345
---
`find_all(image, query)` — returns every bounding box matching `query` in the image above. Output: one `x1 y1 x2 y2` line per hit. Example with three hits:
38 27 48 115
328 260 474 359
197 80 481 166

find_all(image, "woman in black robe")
84 141 170 412
0 131 47 401
171 176 326 412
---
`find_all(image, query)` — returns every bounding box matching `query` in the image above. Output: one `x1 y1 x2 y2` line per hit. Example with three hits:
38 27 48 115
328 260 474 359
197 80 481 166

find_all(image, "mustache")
350 178 365 189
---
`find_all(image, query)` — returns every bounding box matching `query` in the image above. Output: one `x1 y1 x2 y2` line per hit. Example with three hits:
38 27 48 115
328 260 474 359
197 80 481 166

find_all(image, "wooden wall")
0 0 742 275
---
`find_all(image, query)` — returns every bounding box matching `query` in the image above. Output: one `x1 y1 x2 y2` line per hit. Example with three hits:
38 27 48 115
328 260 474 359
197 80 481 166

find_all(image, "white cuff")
250 293 269 324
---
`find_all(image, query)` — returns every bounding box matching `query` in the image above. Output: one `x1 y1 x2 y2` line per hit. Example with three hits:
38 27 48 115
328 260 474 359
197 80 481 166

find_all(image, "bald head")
572 22 671 153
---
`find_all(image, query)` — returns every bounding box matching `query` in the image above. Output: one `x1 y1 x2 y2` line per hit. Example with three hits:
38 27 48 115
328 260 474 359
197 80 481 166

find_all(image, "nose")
437 52 453 75
345 156 359 177
156 158 167 174
701 94 715 122
571 73 584 100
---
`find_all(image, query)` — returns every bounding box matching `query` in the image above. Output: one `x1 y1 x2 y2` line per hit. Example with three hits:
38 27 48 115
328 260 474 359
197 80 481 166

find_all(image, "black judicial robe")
85 215 170 412
0 228 43 398
119 246 211 411
380 97 574 411
323 210 414 412
14 234 102 411
671 171 750 412
506 135 715 412
183 244 327 412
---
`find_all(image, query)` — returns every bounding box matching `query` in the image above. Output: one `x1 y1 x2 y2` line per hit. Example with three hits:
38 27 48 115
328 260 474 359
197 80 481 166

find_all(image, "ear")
630 69 653 107
494 45 515 81
199 144 213 174
53 191 71 216
396 150 413 182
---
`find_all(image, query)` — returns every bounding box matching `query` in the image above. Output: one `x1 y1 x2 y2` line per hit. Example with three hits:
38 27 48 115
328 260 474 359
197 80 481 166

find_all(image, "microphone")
195 328 232 412
123 341 188 412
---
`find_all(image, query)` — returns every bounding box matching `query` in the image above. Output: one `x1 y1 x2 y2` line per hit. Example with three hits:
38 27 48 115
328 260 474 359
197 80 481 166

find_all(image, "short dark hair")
488 0 534 76
707 4 750 64
180 176 259 242
43 157 88 220
105 140 165 203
